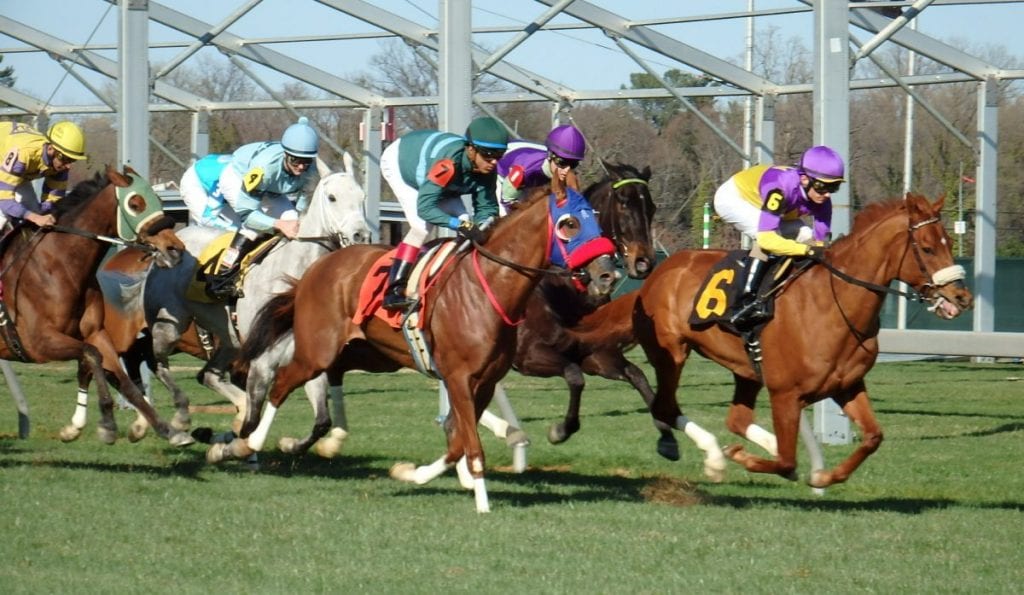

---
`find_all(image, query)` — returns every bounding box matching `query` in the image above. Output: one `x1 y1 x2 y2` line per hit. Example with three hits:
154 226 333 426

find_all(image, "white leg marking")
247 403 278 452
745 423 778 457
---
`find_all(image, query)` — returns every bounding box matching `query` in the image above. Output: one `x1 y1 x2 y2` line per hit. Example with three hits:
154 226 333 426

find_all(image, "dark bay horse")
583 160 656 279
501 161 671 452
220 187 616 511
0 166 190 445
633 193 974 487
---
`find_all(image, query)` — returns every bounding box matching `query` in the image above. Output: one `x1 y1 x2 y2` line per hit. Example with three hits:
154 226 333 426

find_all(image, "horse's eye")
327 194 337 202
125 193 146 215
556 214 581 241
922 246 934 255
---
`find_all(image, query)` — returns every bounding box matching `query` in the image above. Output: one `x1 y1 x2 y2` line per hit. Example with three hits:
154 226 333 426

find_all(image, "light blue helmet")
281 116 319 158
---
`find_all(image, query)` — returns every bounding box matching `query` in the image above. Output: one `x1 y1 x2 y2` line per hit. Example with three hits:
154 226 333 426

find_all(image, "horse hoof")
505 428 529 447
128 421 148 443
206 443 229 464
278 436 300 454
97 426 117 445
169 431 195 448
704 466 726 483
59 425 82 442
723 444 744 461
390 462 417 483
171 413 191 433
314 429 348 459
657 437 681 461
808 469 831 488
547 424 569 445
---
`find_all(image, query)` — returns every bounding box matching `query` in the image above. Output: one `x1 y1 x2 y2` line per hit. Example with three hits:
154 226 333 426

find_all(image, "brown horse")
633 193 974 487
219 187 616 511
0 166 191 445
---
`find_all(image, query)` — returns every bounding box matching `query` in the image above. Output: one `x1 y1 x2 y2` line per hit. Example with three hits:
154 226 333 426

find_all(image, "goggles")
52 150 75 165
809 178 842 194
473 146 505 161
285 154 314 168
551 155 580 170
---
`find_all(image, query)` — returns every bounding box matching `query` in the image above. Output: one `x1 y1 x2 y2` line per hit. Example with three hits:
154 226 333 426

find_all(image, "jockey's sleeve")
470 179 499 224
415 181 455 227
233 190 276 232
756 230 814 256
0 196 29 219
0 147 32 202
41 172 69 202
293 193 309 214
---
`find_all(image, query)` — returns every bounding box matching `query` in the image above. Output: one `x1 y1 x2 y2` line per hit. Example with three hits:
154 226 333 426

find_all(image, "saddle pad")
353 240 460 330
185 232 281 303
688 250 794 335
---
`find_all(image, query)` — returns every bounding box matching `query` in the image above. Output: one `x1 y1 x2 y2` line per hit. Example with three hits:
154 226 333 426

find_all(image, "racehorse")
0 165 190 445
220 186 617 512
582 160 656 279
101 154 372 451
633 193 974 487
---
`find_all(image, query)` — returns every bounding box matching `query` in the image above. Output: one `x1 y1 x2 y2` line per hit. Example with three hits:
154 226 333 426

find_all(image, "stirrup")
205 269 241 301
382 289 414 312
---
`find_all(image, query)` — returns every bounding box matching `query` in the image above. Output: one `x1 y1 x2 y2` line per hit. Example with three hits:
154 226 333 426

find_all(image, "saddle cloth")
687 249 794 335
185 232 280 303
353 239 459 330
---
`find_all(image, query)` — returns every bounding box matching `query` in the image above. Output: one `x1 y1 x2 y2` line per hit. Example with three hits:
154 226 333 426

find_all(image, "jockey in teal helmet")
378 116 510 311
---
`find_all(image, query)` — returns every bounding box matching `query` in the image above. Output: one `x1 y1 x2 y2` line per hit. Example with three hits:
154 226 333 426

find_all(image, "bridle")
605 177 653 261
291 172 375 249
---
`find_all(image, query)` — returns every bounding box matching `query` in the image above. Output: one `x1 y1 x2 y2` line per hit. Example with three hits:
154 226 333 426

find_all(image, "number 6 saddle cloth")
688 249 796 336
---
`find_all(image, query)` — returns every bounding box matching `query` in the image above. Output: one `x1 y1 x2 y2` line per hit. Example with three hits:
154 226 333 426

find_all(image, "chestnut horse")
633 193 973 487
0 166 190 445
219 187 616 511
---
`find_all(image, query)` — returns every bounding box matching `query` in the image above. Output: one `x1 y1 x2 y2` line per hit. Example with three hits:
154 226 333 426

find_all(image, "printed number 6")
695 269 735 319
765 194 781 211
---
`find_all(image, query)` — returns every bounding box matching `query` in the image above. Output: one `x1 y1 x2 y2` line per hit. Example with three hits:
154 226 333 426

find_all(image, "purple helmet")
799 145 845 182
545 125 586 161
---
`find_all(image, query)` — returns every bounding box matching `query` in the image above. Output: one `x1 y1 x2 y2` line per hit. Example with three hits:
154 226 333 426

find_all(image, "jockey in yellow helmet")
0 120 87 228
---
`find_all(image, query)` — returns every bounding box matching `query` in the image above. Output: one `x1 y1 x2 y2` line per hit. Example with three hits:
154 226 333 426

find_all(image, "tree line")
3 30 1022 256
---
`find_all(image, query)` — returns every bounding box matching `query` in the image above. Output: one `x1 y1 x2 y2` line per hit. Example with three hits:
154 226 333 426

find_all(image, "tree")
626 69 715 131
0 54 14 88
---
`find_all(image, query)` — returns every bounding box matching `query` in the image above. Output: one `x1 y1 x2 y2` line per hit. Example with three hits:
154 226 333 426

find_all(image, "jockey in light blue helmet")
281 117 320 159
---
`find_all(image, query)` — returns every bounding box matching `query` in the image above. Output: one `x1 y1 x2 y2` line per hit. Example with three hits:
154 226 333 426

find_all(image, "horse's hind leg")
619 360 681 462
548 363 584 445
724 374 778 456
147 320 193 434
277 374 343 458
808 381 883 488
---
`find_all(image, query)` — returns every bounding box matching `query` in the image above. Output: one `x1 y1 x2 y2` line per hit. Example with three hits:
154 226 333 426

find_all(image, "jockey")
204 117 320 300
496 124 586 212
379 116 509 311
0 121 87 229
713 145 844 327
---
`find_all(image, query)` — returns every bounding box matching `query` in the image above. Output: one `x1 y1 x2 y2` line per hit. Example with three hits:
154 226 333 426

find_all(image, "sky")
3 0 1023 108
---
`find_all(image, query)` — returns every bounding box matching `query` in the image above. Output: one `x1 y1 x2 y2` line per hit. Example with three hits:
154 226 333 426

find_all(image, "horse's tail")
234 287 298 377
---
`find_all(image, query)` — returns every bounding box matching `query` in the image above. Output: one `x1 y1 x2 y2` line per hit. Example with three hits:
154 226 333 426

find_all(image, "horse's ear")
106 164 130 186
640 165 651 180
342 151 356 178
601 160 620 179
932 193 946 213
316 155 333 179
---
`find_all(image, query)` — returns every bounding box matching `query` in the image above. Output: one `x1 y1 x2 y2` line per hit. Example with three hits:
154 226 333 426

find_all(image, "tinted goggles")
473 146 506 161
285 154 314 168
551 155 580 170
810 178 842 194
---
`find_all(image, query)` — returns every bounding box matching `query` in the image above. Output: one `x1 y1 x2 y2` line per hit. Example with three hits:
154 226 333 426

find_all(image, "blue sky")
3 0 1023 106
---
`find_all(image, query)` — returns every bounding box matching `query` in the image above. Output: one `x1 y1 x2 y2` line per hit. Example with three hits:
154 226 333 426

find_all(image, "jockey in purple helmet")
713 145 845 328
496 124 586 210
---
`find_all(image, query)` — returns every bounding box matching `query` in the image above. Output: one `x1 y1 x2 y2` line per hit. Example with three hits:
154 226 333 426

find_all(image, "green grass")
1 355 1022 594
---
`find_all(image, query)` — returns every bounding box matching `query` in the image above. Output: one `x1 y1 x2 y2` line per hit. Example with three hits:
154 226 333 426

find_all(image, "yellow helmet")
46 121 87 161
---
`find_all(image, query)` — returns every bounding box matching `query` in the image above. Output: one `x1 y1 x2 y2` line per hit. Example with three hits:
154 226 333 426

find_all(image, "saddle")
186 233 281 303
688 250 797 337
354 239 461 377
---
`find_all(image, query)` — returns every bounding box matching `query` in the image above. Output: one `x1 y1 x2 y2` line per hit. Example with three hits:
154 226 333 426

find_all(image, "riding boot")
729 255 770 328
206 232 256 301
382 258 415 311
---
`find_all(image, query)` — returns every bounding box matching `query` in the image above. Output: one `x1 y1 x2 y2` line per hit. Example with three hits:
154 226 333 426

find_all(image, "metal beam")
119 0 150 180
151 0 263 82
878 330 1024 357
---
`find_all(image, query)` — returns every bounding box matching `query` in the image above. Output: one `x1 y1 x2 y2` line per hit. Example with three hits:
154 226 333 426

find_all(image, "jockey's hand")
805 245 826 262
457 219 486 245
273 218 300 239
26 212 56 228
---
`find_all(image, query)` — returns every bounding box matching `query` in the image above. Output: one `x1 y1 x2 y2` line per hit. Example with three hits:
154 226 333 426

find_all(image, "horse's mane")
54 172 108 217
832 197 907 249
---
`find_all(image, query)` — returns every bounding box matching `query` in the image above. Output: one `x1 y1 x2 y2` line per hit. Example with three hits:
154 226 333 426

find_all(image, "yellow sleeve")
756 231 813 257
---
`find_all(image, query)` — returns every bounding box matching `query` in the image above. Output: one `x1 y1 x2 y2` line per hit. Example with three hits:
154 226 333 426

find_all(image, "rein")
50 224 159 254
469 239 573 278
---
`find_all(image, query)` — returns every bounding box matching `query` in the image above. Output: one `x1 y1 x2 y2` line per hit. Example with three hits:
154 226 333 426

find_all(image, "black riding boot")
206 232 256 301
729 255 770 328
382 258 415 311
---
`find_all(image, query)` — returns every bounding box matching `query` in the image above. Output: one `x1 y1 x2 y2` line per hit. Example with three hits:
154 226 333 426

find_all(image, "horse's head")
586 161 657 279
545 188 618 299
107 165 184 268
902 193 973 319
307 153 374 247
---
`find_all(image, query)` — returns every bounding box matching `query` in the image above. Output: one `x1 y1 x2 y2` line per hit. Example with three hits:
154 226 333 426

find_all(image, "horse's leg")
147 319 193 435
1 361 31 439
277 373 343 458
808 381 883 488
548 363 584 445
723 374 777 456
725 388 802 481
620 361 681 462
119 335 155 440
60 360 92 442
197 347 247 433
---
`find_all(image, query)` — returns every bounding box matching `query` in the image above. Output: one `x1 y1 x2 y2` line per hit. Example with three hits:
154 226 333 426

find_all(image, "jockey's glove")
457 219 486 245
805 245 826 262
